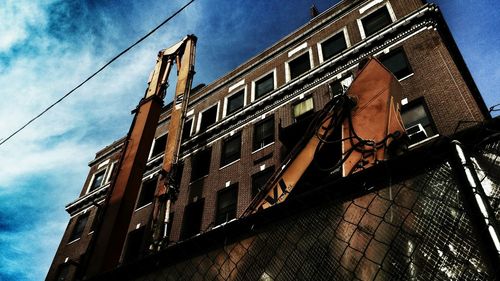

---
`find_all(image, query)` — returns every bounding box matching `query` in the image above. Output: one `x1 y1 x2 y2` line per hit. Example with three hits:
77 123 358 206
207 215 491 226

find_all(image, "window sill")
398 72 414 82
252 142 275 154
212 218 237 229
135 202 153 212
147 154 164 164
190 174 209 184
408 134 440 150
67 238 81 245
219 159 241 170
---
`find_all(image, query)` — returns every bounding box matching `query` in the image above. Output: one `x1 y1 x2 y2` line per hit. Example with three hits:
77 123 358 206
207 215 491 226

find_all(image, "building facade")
46 0 491 280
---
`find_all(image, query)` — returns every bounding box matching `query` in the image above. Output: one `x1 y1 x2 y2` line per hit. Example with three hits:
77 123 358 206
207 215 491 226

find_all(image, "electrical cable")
0 0 195 147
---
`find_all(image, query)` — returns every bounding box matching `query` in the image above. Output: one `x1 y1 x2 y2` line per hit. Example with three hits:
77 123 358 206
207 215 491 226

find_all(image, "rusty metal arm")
242 58 406 216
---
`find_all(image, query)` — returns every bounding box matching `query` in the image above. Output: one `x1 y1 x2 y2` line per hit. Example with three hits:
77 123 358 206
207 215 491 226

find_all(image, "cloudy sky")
0 0 498 280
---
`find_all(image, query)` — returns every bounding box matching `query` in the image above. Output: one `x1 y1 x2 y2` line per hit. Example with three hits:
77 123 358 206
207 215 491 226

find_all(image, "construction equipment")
243 57 406 216
150 35 197 250
82 35 196 278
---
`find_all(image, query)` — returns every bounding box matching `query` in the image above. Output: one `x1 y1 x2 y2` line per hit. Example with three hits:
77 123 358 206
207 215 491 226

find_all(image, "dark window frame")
181 198 205 239
252 166 275 197
181 118 193 142
215 184 238 225
88 169 106 193
55 263 71 281
253 116 275 151
136 177 157 209
220 132 242 167
320 30 347 62
291 96 315 122
329 74 354 98
254 72 275 100
198 104 219 132
379 48 413 80
68 213 89 242
150 133 168 158
361 5 393 38
190 148 212 182
288 51 312 80
401 97 438 139
123 226 146 262
225 89 245 116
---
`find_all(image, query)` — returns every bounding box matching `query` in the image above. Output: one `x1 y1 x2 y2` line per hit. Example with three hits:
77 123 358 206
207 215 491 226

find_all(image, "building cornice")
177 4 439 159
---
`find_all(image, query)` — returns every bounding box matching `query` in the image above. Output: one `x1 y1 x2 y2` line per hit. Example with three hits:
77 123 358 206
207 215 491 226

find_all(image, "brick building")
46 0 492 280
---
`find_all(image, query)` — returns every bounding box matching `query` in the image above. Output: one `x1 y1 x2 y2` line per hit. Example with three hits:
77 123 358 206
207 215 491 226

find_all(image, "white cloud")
0 1 204 279
0 0 55 52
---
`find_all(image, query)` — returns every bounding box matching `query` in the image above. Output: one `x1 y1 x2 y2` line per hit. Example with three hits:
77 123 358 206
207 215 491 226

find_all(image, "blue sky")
0 1 498 280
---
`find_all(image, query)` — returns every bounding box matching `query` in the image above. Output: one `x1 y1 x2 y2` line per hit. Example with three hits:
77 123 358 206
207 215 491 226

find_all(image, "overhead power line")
0 0 195 147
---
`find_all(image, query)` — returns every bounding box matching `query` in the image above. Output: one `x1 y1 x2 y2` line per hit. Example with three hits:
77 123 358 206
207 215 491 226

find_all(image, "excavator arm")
243 58 405 216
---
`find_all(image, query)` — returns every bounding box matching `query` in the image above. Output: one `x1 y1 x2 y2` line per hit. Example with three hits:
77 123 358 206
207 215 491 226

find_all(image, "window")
181 199 204 239
361 6 392 37
288 52 311 80
105 161 118 184
379 49 413 79
225 89 245 116
90 207 101 232
220 132 242 167
320 32 347 61
198 105 218 132
123 227 146 262
69 213 89 242
329 75 353 97
55 263 70 281
292 97 314 121
254 72 274 100
89 170 106 192
215 184 238 225
253 116 275 151
252 167 275 197
189 180 204 203
182 119 193 142
190 148 212 182
136 177 157 209
150 134 167 158
402 99 436 143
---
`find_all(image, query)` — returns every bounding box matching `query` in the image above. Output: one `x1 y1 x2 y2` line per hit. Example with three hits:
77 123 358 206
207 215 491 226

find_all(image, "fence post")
449 140 500 279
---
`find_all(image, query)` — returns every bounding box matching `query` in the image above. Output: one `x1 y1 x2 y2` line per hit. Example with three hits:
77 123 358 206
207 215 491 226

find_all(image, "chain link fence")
94 136 500 281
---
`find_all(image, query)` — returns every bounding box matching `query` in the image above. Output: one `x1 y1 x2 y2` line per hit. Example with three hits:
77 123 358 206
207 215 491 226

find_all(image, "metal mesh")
129 159 493 281
472 139 500 222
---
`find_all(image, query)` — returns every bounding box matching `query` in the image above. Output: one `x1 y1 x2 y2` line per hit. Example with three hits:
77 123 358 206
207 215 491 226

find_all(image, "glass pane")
252 167 275 196
227 90 244 115
402 102 436 138
293 98 314 118
90 170 105 191
380 50 412 79
253 117 274 150
137 178 157 208
216 185 238 225
255 73 274 99
322 33 347 60
69 214 89 241
221 133 241 166
199 106 217 132
362 7 392 37
151 134 167 157
191 148 212 182
289 53 311 80
182 119 192 142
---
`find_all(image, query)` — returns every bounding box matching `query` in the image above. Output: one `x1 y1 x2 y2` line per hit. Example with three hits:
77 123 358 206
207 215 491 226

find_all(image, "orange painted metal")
151 35 197 248
341 58 405 176
243 58 405 215
83 36 196 278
